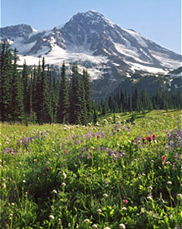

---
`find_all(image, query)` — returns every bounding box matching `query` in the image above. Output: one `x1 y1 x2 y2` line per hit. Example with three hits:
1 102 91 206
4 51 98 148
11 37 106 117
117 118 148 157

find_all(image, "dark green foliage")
11 48 24 122
69 64 82 124
68 64 93 125
0 42 13 121
93 108 98 125
41 57 53 123
83 69 92 122
99 87 182 116
57 62 69 123
22 61 29 123
35 62 42 123
0 44 93 125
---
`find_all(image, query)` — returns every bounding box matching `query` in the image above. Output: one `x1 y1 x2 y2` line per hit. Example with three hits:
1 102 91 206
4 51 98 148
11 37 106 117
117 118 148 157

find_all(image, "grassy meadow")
0 110 182 229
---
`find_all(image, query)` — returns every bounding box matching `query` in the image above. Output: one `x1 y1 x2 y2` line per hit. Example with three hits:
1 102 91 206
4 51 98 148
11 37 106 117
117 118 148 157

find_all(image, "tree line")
0 42 92 125
96 87 182 115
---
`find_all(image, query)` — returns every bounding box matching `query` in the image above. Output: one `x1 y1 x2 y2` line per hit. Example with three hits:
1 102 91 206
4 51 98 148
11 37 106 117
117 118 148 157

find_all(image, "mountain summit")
1 10 181 97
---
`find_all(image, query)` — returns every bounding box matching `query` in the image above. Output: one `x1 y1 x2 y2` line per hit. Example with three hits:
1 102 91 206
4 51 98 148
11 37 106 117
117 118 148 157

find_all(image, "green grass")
0 110 182 228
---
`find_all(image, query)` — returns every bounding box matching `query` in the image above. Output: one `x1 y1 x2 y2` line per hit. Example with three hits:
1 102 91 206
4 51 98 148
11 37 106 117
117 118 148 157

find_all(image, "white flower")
49 215 54 220
103 193 108 197
104 227 111 229
95 122 99 126
22 180 26 183
166 161 171 165
92 224 98 228
177 194 182 199
167 181 172 185
147 195 152 200
119 223 126 229
97 208 102 213
11 203 15 206
84 219 89 223
147 186 153 191
62 182 66 187
62 172 67 179
122 207 127 211
52 190 57 194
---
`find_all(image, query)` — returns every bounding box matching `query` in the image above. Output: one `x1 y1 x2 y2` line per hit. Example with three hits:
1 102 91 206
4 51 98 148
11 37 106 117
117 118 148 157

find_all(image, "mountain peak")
84 10 104 17
67 10 115 28
0 24 35 38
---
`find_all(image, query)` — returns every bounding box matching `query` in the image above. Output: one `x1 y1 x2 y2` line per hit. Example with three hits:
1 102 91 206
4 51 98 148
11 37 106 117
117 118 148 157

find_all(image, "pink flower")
64 150 67 154
43 173 46 176
152 134 156 140
142 137 145 143
146 136 152 142
123 199 128 204
46 167 50 171
161 155 166 163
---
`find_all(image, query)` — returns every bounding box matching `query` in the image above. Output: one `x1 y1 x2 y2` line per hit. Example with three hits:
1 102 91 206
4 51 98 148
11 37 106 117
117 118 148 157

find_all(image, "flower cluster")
2 148 15 155
142 134 156 144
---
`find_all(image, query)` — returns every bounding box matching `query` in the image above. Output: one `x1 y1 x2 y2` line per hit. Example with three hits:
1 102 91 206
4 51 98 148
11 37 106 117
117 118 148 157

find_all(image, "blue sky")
1 0 181 54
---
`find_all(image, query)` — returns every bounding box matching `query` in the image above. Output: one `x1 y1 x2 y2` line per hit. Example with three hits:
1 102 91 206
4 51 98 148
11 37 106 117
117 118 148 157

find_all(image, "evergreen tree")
52 75 59 123
41 57 52 123
35 61 42 123
57 62 69 123
80 72 87 124
32 66 37 120
0 42 12 121
69 64 82 124
28 73 33 122
83 69 92 122
11 48 24 122
22 60 29 123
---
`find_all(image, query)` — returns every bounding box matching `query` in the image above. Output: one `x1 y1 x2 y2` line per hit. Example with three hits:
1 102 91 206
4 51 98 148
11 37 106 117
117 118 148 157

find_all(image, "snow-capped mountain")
1 10 181 97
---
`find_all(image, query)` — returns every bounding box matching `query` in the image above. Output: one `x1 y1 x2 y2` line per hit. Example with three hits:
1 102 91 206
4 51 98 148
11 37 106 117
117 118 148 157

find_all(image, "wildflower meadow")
0 110 182 228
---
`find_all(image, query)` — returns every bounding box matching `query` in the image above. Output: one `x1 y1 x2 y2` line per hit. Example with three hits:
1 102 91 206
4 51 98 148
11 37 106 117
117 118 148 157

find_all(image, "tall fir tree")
35 61 42 123
11 48 24 121
0 42 12 121
27 73 33 121
69 64 82 124
41 57 52 123
57 62 69 123
80 72 87 124
22 60 29 123
83 69 92 122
